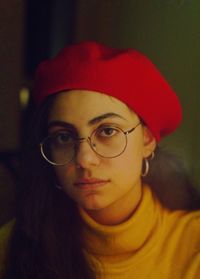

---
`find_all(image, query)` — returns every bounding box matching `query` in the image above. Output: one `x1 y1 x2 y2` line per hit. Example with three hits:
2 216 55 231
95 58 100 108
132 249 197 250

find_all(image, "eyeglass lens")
41 126 127 165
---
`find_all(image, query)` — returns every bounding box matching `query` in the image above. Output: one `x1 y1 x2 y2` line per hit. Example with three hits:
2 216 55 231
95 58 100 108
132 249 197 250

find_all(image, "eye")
53 131 74 144
98 126 119 137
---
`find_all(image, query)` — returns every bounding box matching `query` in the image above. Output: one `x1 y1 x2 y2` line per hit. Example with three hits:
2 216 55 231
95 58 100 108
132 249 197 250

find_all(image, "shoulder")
180 210 200 246
176 210 200 253
182 252 200 279
0 219 15 241
0 219 15 278
173 209 200 234
163 208 200 243
150 205 200 277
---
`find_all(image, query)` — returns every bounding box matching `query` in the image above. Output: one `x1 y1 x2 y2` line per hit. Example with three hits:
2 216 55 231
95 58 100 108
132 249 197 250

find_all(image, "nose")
75 139 100 168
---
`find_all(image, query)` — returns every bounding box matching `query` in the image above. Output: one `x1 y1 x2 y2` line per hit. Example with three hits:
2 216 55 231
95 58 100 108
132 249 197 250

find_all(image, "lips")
74 178 109 188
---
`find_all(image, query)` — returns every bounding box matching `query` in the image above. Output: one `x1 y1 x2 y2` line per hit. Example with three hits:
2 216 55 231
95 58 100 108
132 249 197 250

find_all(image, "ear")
142 126 157 158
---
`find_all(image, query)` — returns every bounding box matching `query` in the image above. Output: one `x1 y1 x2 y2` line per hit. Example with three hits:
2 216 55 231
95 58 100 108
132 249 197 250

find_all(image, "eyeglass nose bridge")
74 136 96 150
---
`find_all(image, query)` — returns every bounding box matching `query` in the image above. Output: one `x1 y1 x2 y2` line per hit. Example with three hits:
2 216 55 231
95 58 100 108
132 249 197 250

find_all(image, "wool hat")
34 41 182 142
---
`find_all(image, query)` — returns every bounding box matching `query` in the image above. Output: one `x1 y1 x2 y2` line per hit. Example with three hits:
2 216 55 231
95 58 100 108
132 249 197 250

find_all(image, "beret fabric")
34 41 182 142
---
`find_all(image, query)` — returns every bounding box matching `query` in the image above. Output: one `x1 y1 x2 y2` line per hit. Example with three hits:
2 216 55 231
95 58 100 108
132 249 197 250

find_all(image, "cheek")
54 165 78 201
54 164 75 185
113 139 143 180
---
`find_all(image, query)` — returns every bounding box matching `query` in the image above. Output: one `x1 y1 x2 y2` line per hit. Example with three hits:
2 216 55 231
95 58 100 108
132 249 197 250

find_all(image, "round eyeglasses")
40 122 141 166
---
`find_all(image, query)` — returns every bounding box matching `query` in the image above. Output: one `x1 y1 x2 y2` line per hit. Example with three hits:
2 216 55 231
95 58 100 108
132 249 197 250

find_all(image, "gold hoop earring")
141 158 149 177
148 151 155 160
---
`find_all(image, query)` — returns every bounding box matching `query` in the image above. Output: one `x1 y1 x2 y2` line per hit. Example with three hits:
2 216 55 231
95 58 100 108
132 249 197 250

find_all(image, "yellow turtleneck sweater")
79 185 200 279
0 185 200 278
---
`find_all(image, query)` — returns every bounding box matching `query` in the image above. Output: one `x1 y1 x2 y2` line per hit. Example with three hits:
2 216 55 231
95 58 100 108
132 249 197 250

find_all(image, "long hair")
3 94 200 279
143 146 200 210
4 96 96 279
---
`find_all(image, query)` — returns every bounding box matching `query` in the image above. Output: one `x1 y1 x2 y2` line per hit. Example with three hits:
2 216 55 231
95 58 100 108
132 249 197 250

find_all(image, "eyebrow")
88 112 127 125
48 112 127 130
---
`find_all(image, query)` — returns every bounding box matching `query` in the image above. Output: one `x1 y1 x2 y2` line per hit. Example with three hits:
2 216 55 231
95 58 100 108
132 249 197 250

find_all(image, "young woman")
1 41 200 279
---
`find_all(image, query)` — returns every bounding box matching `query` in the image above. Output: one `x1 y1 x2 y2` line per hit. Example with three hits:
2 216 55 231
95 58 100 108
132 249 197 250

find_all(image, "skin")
48 90 156 225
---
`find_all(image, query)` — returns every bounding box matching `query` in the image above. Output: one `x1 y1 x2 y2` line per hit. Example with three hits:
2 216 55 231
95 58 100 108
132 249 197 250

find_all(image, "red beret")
34 41 182 142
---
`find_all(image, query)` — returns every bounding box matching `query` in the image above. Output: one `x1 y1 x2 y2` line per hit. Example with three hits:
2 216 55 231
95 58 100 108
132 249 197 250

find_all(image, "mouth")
74 178 110 189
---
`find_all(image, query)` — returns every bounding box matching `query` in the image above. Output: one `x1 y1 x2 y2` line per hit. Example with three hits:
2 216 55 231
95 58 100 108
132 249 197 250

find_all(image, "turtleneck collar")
79 184 163 257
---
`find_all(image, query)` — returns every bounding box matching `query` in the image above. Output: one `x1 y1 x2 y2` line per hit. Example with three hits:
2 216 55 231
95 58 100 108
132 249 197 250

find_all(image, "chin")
79 197 108 211
80 202 105 211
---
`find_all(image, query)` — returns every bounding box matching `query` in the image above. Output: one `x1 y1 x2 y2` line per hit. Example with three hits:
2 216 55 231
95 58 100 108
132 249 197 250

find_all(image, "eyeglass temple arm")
124 122 141 135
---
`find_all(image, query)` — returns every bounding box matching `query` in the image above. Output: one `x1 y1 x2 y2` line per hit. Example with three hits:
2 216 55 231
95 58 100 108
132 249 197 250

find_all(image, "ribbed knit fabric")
0 185 200 278
80 185 200 279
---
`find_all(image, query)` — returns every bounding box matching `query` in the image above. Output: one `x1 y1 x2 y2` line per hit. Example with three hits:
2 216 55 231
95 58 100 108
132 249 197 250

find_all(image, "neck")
83 181 142 225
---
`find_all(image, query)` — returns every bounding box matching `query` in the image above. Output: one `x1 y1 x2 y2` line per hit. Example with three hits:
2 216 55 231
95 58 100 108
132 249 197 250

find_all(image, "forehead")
48 90 138 124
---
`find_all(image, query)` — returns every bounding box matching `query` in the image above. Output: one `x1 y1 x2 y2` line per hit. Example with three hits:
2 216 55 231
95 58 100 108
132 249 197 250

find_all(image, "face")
47 90 156 218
